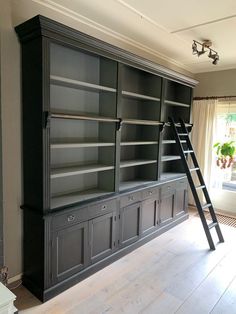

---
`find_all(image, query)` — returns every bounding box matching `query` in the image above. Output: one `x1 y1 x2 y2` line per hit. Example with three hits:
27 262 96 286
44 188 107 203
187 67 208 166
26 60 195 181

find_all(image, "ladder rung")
190 167 199 172
208 222 218 230
195 185 206 190
183 150 193 154
178 133 188 136
202 203 212 210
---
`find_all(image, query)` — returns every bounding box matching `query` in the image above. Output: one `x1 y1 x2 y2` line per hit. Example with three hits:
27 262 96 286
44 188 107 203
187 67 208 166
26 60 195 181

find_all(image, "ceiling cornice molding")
30 0 192 73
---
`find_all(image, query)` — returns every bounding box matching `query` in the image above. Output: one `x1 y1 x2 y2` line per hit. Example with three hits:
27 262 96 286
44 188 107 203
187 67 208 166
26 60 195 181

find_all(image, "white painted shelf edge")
50 75 117 93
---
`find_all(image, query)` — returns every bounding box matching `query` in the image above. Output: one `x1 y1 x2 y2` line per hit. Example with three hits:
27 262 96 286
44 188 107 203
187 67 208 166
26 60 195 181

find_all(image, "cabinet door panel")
52 222 88 284
89 212 116 264
120 202 141 247
175 188 187 217
160 194 174 225
141 198 158 236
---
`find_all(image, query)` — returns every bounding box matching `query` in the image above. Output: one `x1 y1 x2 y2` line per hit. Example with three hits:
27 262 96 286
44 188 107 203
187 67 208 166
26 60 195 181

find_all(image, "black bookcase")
16 15 197 302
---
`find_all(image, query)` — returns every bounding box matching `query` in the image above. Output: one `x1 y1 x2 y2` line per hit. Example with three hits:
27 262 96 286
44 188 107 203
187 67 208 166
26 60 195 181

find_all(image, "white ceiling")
19 0 236 74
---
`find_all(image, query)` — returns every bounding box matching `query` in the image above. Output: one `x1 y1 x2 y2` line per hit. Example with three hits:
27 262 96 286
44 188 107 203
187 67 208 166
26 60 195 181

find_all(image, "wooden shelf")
161 155 181 162
165 100 190 108
51 188 112 208
122 90 160 102
51 141 115 149
51 163 114 178
160 172 186 180
50 75 117 93
121 141 158 146
119 180 156 191
120 159 157 168
122 119 163 126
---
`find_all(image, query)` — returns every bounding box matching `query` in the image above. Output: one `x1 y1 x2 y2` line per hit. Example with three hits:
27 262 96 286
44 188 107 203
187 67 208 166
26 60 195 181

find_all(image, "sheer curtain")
189 99 218 205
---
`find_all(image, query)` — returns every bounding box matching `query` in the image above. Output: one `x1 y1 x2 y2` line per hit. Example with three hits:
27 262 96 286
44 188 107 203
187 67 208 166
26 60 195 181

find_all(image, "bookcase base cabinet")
23 177 188 302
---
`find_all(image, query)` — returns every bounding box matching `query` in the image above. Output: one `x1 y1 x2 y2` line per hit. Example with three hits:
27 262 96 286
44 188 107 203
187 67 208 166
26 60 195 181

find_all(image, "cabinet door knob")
67 215 75 222
149 191 153 195
101 205 107 210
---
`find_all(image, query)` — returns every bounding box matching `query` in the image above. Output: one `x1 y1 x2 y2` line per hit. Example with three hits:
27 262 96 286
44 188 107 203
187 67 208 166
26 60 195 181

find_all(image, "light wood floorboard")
13 210 236 314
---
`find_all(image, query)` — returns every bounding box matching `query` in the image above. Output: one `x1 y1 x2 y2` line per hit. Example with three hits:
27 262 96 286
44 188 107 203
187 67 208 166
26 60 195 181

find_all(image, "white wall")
195 69 236 97
0 0 22 279
0 0 194 279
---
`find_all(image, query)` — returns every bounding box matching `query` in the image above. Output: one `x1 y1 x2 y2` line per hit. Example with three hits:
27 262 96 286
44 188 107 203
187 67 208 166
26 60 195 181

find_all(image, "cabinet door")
175 183 188 218
119 202 141 248
160 190 175 226
89 212 117 264
141 198 159 237
52 222 88 284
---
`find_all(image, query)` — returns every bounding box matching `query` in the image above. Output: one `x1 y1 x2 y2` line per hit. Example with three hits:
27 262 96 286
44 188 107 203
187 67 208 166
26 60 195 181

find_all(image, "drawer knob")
167 186 171 190
149 191 153 195
101 205 107 210
128 196 134 201
67 215 75 222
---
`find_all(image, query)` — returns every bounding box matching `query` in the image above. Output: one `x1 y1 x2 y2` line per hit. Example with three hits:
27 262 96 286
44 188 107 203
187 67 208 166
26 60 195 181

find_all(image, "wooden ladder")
169 117 224 250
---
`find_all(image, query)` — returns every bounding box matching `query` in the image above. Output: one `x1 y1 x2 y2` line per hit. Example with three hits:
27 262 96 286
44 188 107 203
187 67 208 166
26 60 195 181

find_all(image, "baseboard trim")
8 273 22 285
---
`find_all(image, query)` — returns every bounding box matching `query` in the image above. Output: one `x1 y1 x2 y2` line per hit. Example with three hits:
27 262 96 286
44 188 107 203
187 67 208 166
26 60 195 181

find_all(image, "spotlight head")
208 49 213 58
212 54 219 65
197 46 206 57
192 41 198 55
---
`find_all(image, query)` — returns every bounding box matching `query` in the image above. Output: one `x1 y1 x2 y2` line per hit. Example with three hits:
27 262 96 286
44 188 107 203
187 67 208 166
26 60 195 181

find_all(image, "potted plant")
213 141 236 169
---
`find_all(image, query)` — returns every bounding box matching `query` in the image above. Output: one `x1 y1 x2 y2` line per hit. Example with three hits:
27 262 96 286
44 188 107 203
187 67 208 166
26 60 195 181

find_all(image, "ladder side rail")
179 118 224 245
170 118 217 249
179 120 219 220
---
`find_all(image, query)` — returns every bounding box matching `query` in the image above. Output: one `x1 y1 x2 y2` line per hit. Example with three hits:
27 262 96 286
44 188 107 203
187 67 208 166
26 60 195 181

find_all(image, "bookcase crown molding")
15 15 198 88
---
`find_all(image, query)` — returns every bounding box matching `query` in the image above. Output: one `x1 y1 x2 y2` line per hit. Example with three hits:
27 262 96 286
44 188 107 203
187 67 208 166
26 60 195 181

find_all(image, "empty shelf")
161 155 181 162
122 90 160 102
120 159 157 168
50 75 117 93
51 189 112 208
51 163 114 178
121 141 158 146
165 100 190 108
51 141 115 148
119 180 156 191
160 173 186 181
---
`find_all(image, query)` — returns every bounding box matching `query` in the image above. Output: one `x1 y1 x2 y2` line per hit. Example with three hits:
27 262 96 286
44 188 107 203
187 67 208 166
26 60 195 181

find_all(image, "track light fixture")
192 40 219 65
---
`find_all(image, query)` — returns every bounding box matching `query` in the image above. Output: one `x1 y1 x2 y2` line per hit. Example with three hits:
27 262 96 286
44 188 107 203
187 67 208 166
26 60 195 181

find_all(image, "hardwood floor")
13 209 236 313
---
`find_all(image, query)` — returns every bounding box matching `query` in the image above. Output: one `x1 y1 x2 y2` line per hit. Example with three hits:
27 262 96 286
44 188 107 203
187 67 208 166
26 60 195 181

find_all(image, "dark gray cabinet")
15 15 196 302
52 221 88 284
89 212 117 263
141 197 159 236
160 183 175 225
119 202 141 247
175 180 188 218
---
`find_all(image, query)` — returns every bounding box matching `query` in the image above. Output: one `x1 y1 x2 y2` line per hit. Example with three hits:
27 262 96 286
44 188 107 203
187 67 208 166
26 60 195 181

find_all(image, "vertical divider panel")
115 63 123 192
43 37 51 211
158 78 167 179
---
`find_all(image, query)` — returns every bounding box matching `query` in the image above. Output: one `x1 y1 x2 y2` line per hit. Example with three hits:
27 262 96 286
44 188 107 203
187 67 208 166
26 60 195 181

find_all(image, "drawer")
142 187 159 200
175 178 188 190
88 199 117 218
120 191 141 208
52 206 88 230
161 182 175 197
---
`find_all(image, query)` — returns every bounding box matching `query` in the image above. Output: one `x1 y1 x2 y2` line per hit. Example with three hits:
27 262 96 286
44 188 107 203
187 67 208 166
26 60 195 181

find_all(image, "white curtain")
189 99 218 205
